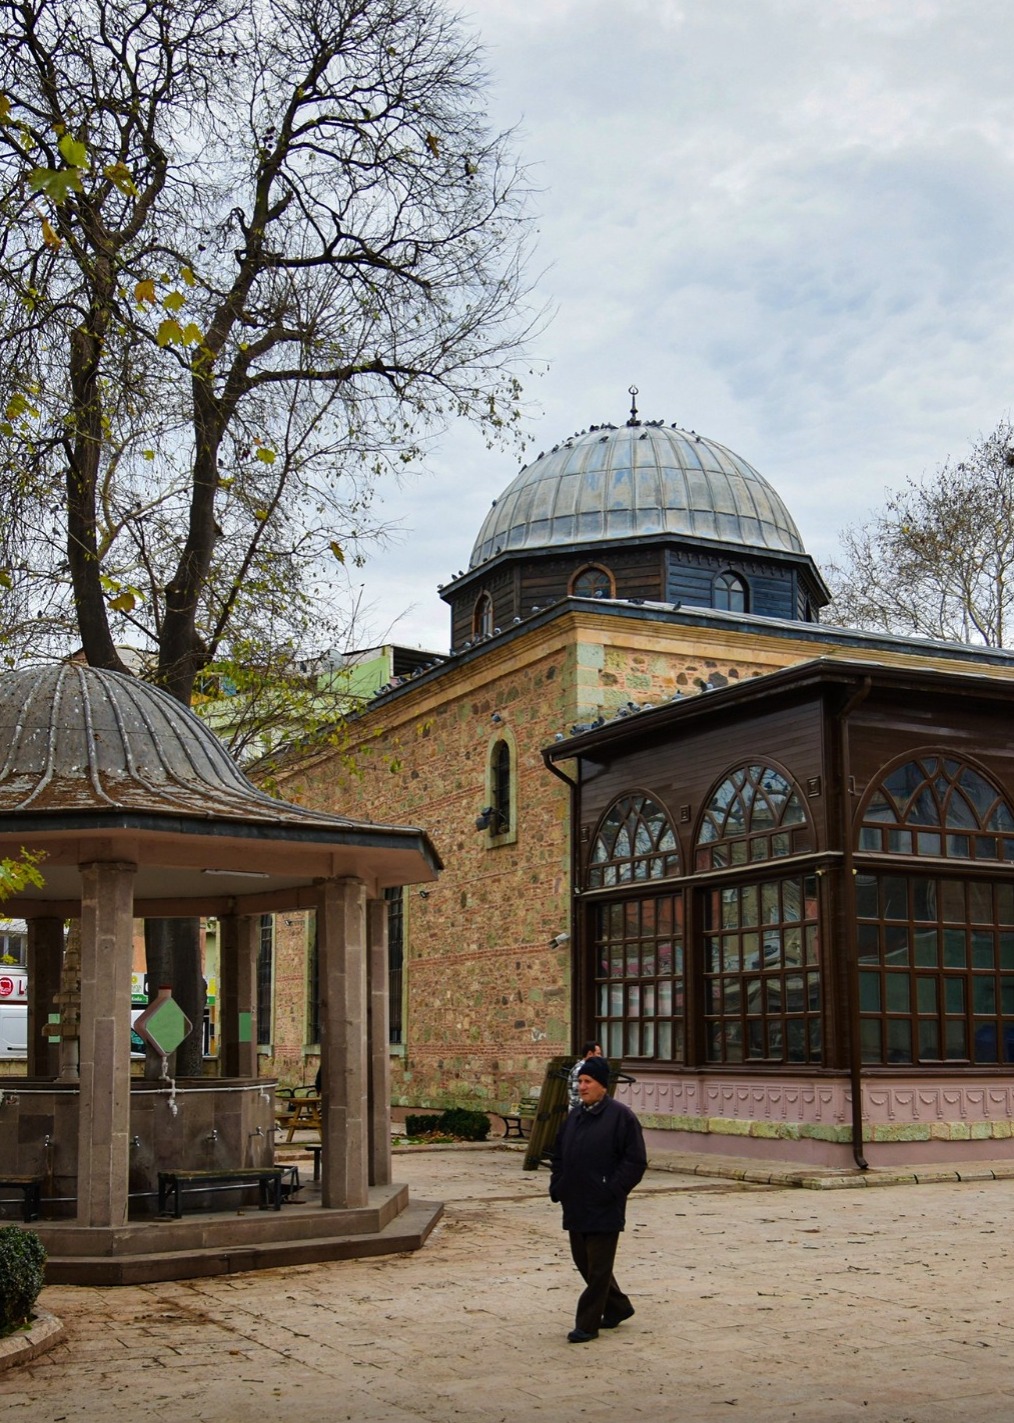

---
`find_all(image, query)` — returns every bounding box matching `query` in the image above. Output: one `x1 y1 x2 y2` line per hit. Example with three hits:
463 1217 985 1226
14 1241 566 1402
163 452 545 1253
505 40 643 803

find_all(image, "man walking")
549 1055 646 1343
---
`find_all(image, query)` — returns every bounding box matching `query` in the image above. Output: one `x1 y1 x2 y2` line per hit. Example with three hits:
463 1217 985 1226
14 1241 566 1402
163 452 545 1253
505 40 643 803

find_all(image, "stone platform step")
34 1182 409 1257
42 1196 443 1285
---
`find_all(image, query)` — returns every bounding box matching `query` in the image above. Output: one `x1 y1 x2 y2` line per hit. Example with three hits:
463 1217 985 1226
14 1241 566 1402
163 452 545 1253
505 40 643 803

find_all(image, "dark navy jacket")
549 1095 647 1233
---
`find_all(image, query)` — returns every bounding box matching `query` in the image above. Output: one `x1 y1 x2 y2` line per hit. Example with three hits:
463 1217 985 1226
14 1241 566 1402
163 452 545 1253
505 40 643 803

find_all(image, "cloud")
353 0 1014 651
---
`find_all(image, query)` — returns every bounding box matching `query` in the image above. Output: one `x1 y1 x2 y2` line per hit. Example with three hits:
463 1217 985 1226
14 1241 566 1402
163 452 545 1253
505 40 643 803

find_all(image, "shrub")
0 1227 46 1336
404 1113 443 1137
402 1109 491 1141
438 1108 490 1142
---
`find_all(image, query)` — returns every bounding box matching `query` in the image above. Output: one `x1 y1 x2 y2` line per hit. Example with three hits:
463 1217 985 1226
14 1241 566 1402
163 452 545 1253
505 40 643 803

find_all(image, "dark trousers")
568 1230 632 1335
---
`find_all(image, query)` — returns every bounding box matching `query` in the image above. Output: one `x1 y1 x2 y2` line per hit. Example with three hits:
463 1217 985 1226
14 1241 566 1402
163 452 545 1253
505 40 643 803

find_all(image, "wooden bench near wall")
495 1096 541 1140
0 1174 42 1223
157 1167 286 1219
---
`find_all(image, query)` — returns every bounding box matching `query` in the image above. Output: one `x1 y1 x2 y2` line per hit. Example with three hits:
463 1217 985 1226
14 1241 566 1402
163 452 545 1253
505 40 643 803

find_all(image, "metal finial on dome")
627 385 640 427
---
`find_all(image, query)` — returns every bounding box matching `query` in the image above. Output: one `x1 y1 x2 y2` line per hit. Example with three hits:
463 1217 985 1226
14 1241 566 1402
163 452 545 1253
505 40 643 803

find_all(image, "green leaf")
156 318 183 347
103 161 137 197
0 569 12 589
162 289 186 313
329 540 345 563
0 848 46 899
5 391 39 421
254 447 277 465
57 133 89 170
108 590 136 613
29 165 83 204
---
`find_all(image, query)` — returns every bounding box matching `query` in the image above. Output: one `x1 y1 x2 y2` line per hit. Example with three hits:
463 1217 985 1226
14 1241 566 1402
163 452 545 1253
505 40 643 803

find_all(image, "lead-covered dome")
469 422 804 569
0 661 354 824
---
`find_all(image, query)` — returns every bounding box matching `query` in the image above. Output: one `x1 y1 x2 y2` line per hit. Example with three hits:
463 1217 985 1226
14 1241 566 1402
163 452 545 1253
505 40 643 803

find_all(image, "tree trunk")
144 918 206 1078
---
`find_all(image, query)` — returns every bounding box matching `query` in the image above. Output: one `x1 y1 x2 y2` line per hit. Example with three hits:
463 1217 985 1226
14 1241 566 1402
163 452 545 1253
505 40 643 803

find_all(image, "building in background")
258 405 1014 1166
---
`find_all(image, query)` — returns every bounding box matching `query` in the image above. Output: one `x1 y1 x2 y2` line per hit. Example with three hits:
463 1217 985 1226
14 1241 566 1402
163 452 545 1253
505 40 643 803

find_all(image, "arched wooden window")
587 793 680 889
473 592 493 638
859 756 1014 861
696 765 819 1065
570 564 614 599
696 763 810 871
587 794 683 1064
713 570 747 612
856 757 1014 1066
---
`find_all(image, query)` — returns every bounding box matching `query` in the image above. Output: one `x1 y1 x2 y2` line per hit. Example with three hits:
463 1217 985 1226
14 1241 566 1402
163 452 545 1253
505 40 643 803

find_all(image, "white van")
0 1001 27 1058
0 1005 145 1061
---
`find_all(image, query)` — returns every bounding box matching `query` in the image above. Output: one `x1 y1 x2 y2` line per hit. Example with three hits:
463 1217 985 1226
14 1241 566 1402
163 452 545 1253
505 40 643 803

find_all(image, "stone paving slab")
5 1148 1014 1421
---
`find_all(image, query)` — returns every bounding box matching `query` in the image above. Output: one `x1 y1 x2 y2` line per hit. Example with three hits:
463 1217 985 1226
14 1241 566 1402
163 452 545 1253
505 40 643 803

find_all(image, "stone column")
26 917 63 1077
317 877 368 1209
219 913 259 1078
367 897 392 1187
76 860 136 1228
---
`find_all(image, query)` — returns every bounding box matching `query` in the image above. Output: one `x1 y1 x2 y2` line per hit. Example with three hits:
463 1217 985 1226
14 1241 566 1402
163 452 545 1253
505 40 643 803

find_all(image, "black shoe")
601 1304 635 1329
567 1328 598 1343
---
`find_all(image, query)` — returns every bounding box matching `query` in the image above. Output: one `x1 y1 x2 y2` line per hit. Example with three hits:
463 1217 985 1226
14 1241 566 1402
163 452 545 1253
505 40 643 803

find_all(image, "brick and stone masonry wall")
268 632 575 1110
263 612 850 1110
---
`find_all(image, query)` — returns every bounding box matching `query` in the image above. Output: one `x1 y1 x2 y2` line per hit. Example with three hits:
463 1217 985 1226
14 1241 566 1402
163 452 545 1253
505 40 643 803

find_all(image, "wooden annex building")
263 402 1014 1168
547 656 1014 1166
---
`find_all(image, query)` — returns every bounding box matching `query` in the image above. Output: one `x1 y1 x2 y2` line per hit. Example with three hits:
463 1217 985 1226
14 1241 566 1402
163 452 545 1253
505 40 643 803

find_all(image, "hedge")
0 1227 46 1336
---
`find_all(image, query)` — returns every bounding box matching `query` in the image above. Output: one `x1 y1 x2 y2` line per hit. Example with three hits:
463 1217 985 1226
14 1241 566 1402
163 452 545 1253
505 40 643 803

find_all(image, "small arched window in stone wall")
570 563 615 599
491 738 511 834
713 570 748 612
587 794 680 889
473 591 493 638
859 756 1014 861
696 764 810 871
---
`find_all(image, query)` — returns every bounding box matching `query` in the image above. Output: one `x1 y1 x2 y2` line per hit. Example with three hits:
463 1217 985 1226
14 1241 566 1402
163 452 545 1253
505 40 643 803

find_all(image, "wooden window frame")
713 569 748 613
569 563 615 599
701 872 822 1066
472 591 494 638
591 891 685 1065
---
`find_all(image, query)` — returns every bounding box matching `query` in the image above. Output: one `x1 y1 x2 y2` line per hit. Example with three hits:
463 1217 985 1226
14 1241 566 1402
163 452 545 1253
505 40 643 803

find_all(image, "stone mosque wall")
262 608 840 1110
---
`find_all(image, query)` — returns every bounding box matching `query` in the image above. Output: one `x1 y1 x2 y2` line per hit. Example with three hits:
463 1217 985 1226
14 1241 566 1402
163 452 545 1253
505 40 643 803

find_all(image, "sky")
350 0 1014 654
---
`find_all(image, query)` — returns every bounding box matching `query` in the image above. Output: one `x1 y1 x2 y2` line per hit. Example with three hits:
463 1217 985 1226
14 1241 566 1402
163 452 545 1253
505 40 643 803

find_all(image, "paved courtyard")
4 1146 1014 1423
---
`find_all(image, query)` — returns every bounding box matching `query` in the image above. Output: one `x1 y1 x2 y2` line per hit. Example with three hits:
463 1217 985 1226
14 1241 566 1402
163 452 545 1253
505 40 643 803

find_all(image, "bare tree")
0 0 537 1070
0 0 535 694
823 420 1014 648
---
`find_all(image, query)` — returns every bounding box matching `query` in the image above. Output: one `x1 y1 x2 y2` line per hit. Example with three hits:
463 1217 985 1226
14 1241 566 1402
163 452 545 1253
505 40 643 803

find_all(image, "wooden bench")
496 1096 540 1140
0 1175 42 1223
306 1143 323 1182
278 1163 302 1200
157 1167 285 1219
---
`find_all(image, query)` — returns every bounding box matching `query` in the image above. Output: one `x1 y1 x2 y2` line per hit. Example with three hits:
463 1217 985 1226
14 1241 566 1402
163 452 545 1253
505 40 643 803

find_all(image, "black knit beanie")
577 1056 610 1088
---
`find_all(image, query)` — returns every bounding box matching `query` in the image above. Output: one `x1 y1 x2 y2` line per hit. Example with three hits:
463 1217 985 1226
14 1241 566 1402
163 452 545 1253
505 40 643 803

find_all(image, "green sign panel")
133 988 192 1056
